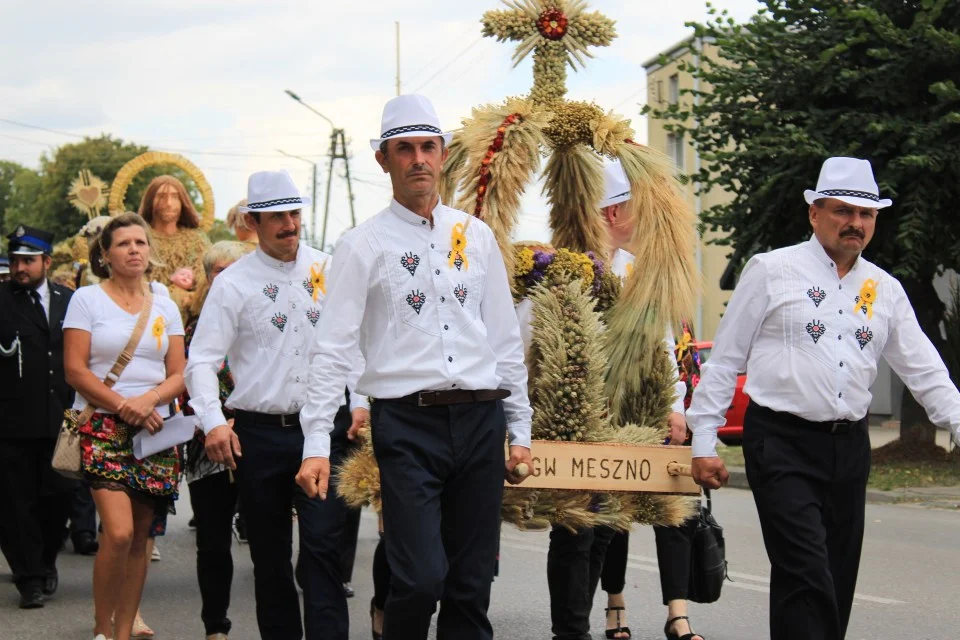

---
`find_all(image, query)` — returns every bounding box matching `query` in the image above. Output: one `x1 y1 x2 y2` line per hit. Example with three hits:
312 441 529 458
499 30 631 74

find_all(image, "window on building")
667 132 684 170
655 80 664 104
669 73 680 105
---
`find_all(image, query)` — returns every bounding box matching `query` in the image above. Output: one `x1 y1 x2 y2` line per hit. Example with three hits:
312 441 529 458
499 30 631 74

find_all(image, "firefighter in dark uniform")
0 225 76 609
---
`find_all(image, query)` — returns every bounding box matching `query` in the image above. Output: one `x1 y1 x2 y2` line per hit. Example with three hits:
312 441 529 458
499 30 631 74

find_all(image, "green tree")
5 135 202 244
648 0 960 444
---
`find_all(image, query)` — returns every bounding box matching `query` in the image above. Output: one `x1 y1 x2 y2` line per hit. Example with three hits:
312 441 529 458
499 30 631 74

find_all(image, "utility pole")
275 149 318 245
285 90 357 251
396 22 401 96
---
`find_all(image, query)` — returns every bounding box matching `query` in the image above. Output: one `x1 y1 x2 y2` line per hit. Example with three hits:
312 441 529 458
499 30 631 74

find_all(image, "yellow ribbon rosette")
310 261 327 301
854 278 877 319
151 316 165 350
449 222 470 271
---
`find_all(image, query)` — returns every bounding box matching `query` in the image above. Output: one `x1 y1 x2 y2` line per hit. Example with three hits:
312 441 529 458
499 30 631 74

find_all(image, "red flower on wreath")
475 113 522 216
537 8 568 40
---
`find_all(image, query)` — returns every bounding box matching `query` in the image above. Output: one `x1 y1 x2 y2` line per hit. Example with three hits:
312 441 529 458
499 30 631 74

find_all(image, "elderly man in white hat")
185 170 368 640
687 157 960 640
296 94 533 640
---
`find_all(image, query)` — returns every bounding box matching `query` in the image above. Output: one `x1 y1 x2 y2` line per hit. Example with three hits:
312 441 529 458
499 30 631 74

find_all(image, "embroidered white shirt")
687 236 960 457
300 199 532 460
184 244 365 435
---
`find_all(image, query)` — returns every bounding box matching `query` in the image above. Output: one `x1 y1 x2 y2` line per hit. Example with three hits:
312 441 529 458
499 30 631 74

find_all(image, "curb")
724 467 959 506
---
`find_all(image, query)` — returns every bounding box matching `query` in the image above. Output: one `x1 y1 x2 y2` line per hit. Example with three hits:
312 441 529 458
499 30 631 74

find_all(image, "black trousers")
546 524 617 640
600 530 628 595
372 399 506 640
653 517 698 604
0 438 74 590
188 470 239 636
233 414 348 640
372 536 391 610
743 403 870 640
69 479 97 540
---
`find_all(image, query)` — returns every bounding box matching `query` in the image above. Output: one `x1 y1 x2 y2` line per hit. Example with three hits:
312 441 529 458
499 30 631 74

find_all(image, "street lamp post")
284 90 357 251
276 149 318 246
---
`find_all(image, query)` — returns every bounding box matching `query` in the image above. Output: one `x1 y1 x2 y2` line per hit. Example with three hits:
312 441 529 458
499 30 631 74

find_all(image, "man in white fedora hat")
687 156 960 639
185 169 368 640
297 94 533 640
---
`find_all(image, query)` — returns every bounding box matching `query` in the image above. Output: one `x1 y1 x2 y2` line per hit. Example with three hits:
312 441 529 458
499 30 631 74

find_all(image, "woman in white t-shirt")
64 213 185 640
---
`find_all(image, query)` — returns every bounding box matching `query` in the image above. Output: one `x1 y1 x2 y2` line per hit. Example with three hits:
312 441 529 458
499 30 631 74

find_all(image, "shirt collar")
35 279 49 301
255 244 301 271
389 198 442 228
805 235 861 273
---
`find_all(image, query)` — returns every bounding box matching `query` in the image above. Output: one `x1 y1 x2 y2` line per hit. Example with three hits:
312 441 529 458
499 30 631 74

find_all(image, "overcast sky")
1 0 760 247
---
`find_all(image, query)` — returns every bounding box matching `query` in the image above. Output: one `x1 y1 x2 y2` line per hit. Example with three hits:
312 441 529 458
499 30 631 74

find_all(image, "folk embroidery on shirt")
855 326 873 350
306 308 321 327
806 286 827 308
453 283 467 306
263 283 279 302
271 312 288 332
406 289 426 314
401 252 420 276
806 319 826 344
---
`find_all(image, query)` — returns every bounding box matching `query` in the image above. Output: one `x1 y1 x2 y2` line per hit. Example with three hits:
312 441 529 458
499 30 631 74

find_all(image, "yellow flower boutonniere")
310 261 327 302
151 316 165 350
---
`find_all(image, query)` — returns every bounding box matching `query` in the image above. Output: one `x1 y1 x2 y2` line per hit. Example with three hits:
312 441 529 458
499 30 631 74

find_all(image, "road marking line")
498 539 904 605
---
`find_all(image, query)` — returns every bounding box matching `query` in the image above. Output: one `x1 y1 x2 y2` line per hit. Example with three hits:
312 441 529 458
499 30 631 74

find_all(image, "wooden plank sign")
506 440 700 495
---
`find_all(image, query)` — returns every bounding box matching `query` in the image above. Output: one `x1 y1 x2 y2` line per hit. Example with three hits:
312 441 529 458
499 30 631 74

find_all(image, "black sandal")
604 606 632 639
664 615 704 640
370 597 383 640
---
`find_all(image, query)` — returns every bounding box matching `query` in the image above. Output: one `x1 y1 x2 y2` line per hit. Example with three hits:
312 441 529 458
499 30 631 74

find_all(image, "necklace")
105 281 142 310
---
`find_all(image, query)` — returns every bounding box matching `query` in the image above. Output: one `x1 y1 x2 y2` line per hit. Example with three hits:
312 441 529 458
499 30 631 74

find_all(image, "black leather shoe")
42 570 58 596
18 585 44 609
72 532 99 555
343 583 355 598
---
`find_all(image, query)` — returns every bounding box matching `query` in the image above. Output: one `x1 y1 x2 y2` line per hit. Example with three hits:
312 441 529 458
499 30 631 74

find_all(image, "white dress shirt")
36 279 50 319
185 244 365 435
300 199 532 460
688 236 960 457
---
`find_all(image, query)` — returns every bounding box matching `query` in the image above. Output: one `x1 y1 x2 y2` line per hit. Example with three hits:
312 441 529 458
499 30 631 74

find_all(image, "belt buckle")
831 421 847 434
280 413 294 428
417 392 431 407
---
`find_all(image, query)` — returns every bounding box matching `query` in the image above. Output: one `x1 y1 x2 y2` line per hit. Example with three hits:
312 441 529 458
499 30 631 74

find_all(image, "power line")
412 37 484 93
404 24 479 85
0 133 55 147
0 117 323 159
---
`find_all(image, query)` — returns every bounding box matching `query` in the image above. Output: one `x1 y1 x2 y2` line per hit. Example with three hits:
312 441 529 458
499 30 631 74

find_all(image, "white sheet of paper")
132 413 199 460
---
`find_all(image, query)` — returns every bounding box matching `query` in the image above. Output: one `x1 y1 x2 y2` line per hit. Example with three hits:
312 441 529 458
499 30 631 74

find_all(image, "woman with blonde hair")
63 212 185 640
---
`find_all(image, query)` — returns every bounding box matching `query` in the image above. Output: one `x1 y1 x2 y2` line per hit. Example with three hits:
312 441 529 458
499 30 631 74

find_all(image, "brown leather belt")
383 389 511 407
234 409 300 428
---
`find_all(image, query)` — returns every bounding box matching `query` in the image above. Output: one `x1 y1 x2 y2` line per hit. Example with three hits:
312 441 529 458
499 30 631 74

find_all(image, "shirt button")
838 334 842 340
421 220 427 225
452 383 457 387
839 361 844 367
295 350 300 356
839 284 843 290
440 296 445 303
48 351 52 357
448 356 453 362
294 327 299 333
289 280 293 285
296 376 301 382
49 370 54 375
838 392 843 398
838 309 843 314
444 325 449 330
431 243 435 249
435 269 440 275
292 303 297 309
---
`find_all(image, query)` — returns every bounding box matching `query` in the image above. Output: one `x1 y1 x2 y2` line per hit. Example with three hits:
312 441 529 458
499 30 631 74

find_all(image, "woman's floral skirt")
78 412 180 502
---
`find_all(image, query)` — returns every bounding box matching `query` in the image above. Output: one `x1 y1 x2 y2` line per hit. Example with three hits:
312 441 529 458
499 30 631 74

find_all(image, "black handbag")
687 489 729 603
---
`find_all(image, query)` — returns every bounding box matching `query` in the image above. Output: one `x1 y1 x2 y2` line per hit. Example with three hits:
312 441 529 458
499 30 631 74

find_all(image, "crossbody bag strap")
76 282 155 425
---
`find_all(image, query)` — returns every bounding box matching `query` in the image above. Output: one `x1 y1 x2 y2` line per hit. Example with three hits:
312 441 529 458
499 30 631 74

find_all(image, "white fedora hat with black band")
238 170 311 213
600 159 631 209
370 94 453 151
803 157 892 209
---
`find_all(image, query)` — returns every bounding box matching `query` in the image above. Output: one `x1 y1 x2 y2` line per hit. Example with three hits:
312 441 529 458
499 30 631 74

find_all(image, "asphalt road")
1 487 958 639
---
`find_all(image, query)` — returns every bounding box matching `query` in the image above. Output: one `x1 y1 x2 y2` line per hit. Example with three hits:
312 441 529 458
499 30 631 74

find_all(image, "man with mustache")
0 225 76 609
297 94 532 640
185 170 368 640
687 157 960 640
